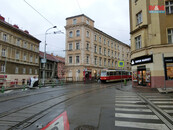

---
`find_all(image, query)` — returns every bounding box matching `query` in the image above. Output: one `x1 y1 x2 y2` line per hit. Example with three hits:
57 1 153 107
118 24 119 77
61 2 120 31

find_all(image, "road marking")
164 110 173 113
115 108 152 112
115 113 158 119
115 121 169 130
149 99 173 101
153 101 173 104
115 96 138 98
115 98 140 100
115 104 146 107
4 90 13 94
157 105 173 108
115 101 143 103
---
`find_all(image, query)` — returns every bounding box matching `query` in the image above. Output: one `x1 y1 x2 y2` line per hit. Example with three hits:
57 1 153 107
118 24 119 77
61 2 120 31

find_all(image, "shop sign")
164 57 173 63
118 61 124 67
131 55 153 66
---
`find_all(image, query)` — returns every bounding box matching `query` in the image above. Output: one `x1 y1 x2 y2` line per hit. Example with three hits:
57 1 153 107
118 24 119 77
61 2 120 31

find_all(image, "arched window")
69 31 73 38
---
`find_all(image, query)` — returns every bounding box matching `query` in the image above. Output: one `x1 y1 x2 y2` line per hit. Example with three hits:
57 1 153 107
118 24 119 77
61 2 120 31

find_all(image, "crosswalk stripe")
115 96 138 98
115 101 144 103
153 101 173 104
115 108 152 112
157 105 173 108
164 110 173 113
115 121 169 130
149 99 173 101
115 98 140 100
115 104 146 107
115 113 158 119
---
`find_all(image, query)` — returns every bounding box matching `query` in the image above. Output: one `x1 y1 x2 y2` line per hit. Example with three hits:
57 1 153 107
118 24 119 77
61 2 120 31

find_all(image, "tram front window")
101 71 107 76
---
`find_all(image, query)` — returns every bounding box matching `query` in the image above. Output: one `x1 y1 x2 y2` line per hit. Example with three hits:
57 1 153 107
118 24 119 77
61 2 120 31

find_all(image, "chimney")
13 24 19 29
0 15 5 21
24 30 29 34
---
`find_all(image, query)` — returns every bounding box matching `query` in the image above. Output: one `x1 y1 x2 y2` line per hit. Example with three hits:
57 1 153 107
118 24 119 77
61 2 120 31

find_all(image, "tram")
100 69 132 82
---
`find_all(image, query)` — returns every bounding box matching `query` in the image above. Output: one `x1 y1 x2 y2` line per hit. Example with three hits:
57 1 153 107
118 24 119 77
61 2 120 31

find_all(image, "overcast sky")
0 0 130 57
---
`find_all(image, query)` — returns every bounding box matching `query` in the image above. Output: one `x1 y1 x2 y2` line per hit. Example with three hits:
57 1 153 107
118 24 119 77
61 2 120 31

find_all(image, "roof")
66 14 95 22
0 18 41 43
39 51 65 63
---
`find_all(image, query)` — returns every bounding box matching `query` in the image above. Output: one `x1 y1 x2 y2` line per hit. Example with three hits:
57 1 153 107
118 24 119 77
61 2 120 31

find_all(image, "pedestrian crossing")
115 92 170 130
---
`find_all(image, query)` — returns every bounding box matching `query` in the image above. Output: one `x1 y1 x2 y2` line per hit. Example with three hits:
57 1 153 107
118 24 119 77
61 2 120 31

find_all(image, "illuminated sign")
131 55 153 66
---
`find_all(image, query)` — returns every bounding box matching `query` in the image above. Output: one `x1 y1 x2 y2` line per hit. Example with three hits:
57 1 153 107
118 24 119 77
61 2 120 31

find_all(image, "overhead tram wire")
76 0 83 14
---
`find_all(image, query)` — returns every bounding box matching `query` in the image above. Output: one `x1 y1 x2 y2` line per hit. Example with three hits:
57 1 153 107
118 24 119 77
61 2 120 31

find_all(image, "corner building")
65 14 131 81
129 0 173 88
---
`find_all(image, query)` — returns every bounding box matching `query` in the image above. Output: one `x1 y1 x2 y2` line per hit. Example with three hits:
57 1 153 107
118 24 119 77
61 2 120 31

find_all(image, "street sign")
41 59 47 63
118 61 124 67
41 111 69 130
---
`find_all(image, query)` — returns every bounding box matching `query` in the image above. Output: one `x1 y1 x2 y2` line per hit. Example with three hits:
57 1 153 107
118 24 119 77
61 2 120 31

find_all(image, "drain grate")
75 125 97 130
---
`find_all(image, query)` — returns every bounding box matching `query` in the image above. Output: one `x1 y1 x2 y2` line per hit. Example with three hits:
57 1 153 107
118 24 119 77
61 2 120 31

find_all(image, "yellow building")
65 14 131 81
129 0 173 88
0 15 40 85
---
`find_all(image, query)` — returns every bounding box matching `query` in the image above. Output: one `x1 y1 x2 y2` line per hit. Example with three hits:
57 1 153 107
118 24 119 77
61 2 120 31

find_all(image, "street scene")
0 0 173 130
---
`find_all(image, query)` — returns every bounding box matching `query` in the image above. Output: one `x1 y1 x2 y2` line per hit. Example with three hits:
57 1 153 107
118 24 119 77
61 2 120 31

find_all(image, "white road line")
115 101 144 103
115 104 146 107
164 110 173 113
115 98 140 100
149 99 173 101
153 101 173 104
4 90 13 94
115 108 152 112
115 121 169 130
145 96 168 98
157 105 173 108
115 113 158 119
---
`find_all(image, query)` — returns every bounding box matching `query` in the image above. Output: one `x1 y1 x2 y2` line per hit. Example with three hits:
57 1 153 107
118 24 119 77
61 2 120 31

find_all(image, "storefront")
131 55 153 87
164 57 173 81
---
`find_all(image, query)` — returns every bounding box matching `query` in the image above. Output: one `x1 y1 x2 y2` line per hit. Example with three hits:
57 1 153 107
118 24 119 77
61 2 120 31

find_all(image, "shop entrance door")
137 66 146 86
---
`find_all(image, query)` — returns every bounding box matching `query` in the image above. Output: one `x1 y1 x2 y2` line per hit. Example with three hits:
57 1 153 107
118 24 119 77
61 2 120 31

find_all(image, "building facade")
39 52 65 81
0 15 40 85
129 0 173 88
65 14 131 81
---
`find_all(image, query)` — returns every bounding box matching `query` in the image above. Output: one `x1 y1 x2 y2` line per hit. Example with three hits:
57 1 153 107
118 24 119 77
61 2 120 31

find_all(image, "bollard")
1 86 5 93
23 84 26 90
52 83 54 88
124 79 127 86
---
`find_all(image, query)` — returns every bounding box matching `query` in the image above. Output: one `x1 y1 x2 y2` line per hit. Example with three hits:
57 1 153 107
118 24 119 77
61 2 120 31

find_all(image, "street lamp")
42 26 57 86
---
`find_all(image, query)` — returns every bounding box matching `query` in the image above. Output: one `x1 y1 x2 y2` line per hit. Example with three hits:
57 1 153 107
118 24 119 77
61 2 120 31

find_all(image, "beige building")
65 14 131 81
0 15 40 86
129 0 173 88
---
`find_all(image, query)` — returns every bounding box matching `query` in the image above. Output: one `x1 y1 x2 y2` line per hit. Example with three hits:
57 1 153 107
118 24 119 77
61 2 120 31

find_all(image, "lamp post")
42 26 57 86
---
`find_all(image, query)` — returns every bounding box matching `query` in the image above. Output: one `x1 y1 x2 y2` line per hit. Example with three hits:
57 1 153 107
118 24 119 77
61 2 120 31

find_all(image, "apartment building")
0 15 40 85
65 14 131 81
129 0 173 88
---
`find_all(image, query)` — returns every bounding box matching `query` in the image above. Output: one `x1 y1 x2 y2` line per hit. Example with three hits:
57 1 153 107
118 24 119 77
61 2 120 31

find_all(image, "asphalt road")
0 81 173 130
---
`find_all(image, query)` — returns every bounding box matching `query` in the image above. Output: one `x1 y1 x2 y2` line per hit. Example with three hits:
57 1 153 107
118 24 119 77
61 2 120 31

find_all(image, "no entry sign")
41 111 69 130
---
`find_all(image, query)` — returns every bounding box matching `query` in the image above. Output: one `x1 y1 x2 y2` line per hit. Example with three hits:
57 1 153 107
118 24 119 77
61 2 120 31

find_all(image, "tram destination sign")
131 55 153 66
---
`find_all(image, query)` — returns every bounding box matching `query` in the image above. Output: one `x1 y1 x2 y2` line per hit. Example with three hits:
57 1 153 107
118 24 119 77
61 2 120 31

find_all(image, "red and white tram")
100 70 132 82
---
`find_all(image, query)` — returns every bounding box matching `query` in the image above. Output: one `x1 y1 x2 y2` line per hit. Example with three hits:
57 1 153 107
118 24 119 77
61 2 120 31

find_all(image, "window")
1 64 5 72
111 43 113 48
112 51 113 57
23 68 26 74
99 36 102 43
108 60 110 67
23 42 27 48
99 57 102 66
69 43 73 50
115 61 117 67
69 56 72 64
108 41 110 46
76 42 80 50
99 46 102 54
16 51 19 59
3 34 7 41
135 35 142 49
35 56 38 63
76 30 80 37
86 55 89 64
166 1 173 14
94 57 97 65
15 67 19 74
29 68 32 74
115 43 116 49
16 39 20 46
136 11 142 25
30 55 33 62
1 48 6 57
76 56 80 64
73 19 77 24
94 35 97 41
108 49 110 56
30 44 33 50
86 31 90 38
23 53 27 61
112 61 114 67
104 48 106 56
168 29 173 43
94 45 97 53
104 59 106 66
86 19 89 24
86 43 89 50
35 46 38 52
69 31 73 38
115 51 117 57
104 39 106 44
35 69 38 74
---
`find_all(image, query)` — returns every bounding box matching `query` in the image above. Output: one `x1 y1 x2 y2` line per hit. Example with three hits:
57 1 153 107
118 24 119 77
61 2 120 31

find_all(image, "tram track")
0 84 113 130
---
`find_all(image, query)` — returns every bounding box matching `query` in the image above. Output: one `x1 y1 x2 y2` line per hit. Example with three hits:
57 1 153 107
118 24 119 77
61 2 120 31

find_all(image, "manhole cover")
75 125 97 130
136 102 148 105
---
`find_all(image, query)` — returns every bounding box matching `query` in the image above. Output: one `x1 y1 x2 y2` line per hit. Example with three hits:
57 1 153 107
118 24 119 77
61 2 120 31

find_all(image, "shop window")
166 63 173 80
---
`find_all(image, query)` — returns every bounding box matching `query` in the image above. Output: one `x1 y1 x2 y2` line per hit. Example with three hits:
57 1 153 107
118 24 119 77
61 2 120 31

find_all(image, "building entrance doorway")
137 66 146 86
